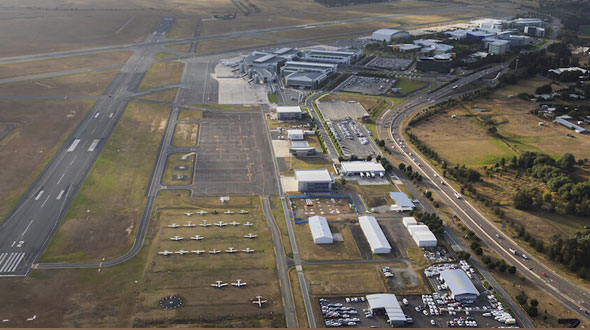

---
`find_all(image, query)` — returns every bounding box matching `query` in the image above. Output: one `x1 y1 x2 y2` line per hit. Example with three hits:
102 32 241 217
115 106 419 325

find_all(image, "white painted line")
0 254 16 273
70 155 77 166
10 241 15 247
87 139 100 152
109 112 114 118
94 112 100 119
56 190 65 200
56 173 65 185
90 127 97 135
34 190 44 201
22 219 34 236
67 139 81 152
8 253 25 273
41 195 51 208
0 253 7 266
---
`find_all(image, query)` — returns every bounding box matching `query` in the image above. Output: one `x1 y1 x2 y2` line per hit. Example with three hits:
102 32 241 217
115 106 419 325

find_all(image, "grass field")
391 78 428 95
40 102 170 262
280 155 335 176
138 62 184 91
166 42 192 53
0 99 94 223
172 123 199 147
162 153 194 186
289 267 309 328
178 109 203 121
0 69 120 97
155 52 178 60
293 220 361 260
167 18 197 39
270 196 293 257
264 20 400 41
196 36 276 54
303 264 388 295
0 51 132 79
138 88 178 103
132 194 284 327
342 183 397 208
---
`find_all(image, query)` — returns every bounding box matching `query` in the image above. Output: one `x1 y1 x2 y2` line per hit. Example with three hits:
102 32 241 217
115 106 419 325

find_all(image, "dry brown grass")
0 69 120 96
138 88 178 103
172 123 199 147
293 220 361 260
138 62 185 91
0 51 132 79
167 17 198 39
304 264 389 295
166 42 192 53
265 20 400 41
0 99 94 223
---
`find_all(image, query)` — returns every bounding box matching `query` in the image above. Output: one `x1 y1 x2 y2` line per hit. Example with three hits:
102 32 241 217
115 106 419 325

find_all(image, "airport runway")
0 17 175 276
376 67 590 320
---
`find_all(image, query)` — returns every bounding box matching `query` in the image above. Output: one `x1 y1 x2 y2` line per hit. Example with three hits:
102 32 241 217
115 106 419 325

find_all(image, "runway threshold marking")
34 190 44 201
67 139 81 152
94 112 100 119
56 190 65 200
0 252 26 273
88 139 100 152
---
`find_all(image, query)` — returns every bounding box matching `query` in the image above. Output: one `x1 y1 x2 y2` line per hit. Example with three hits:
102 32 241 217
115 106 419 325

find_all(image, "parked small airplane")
190 235 204 240
184 212 194 217
175 249 189 255
158 250 173 256
167 223 180 228
199 220 211 227
191 249 205 255
238 210 249 214
209 249 220 254
225 247 238 253
232 279 247 287
251 296 267 307
229 221 240 226
224 210 235 214
183 221 195 227
242 248 255 253
211 280 228 288
197 210 207 215
170 236 184 241
244 222 253 226
214 221 227 227
244 233 258 239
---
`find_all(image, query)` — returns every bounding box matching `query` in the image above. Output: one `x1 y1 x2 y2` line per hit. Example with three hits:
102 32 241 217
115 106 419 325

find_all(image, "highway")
0 17 175 276
376 66 590 320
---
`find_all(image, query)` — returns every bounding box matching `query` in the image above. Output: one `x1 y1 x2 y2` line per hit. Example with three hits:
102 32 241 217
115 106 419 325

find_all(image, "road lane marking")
41 195 51 208
94 112 100 118
109 112 114 118
67 139 80 152
56 190 65 200
90 127 97 134
22 219 34 236
56 173 65 185
88 139 100 152
34 190 44 201
70 155 77 165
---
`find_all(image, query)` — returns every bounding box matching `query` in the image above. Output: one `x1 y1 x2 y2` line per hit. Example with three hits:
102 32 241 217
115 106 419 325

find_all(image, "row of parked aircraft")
158 247 255 256
168 220 253 228
182 210 249 217
210 279 247 288
169 235 204 241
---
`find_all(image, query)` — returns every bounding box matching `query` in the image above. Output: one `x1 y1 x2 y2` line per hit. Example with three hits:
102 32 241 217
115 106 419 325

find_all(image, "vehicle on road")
454 192 462 199
522 254 529 260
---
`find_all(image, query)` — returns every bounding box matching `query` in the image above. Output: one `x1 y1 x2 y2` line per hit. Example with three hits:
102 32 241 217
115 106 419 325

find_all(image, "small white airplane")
175 249 189 255
191 249 205 255
225 247 238 253
200 220 211 227
190 235 204 240
158 250 173 256
251 296 267 307
211 280 228 288
209 249 220 254
232 279 247 287
224 210 235 214
197 210 207 215
168 223 180 228
242 248 255 253
244 222 253 226
184 212 195 217
214 221 227 227
183 221 195 227
229 221 240 226
170 236 184 241
238 210 249 214
244 233 258 239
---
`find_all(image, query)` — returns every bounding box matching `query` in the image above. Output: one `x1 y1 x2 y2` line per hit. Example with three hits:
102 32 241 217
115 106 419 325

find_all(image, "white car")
431 320 436 326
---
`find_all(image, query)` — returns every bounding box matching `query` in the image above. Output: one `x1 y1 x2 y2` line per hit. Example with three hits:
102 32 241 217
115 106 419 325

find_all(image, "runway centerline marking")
70 155 77 166
41 195 51 208
22 219 34 236
56 173 65 185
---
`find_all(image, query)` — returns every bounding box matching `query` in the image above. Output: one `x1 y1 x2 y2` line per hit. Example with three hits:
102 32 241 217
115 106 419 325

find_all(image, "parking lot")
338 76 396 95
191 110 278 196
291 197 355 220
327 119 378 158
317 100 369 121
367 57 413 71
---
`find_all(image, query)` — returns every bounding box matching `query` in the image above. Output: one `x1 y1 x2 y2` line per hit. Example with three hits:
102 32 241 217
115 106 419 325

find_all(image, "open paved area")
317 100 369 121
190 110 279 196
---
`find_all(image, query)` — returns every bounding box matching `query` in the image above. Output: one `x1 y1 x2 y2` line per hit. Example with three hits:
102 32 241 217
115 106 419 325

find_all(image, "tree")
535 84 552 95
557 153 576 171
516 291 528 305
398 163 406 171
366 155 372 161
543 191 552 203
530 299 539 307
487 126 498 136
513 190 534 210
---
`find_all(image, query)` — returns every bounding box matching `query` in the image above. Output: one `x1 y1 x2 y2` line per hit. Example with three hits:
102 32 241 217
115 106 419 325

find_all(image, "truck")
509 248 517 255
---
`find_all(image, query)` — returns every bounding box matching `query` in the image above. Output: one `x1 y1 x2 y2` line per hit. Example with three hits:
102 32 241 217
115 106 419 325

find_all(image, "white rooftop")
308 216 333 243
295 169 333 183
277 106 303 113
358 216 391 253
440 269 479 296
341 161 385 173
366 294 406 323
390 192 415 208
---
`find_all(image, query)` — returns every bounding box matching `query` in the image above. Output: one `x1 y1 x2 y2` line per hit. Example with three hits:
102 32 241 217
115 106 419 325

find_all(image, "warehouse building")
308 216 333 244
358 216 391 254
554 116 589 134
407 224 437 247
439 269 479 302
366 294 407 325
303 48 362 64
339 161 386 177
281 61 337 89
290 141 316 156
287 129 304 140
276 106 304 120
402 217 417 228
295 169 334 192
371 29 410 42
389 192 416 212
466 30 496 40
524 26 545 37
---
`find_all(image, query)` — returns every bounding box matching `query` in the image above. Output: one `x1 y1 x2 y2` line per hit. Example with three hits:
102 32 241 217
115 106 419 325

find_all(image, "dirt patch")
291 197 354 220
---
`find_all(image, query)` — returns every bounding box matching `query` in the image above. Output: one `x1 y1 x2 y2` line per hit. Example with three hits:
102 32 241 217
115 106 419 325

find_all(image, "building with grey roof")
303 48 362 64
276 106 304 120
439 269 479 302
372 29 410 42
295 169 334 192
358 216 391 254
308 216 333 244
290 140 316 156
281 61 337 89
389 192 415 211
554 116 589 134
366 294 406 325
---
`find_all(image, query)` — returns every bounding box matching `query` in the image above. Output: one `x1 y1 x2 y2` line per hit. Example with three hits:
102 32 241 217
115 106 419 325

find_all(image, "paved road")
0 5 497 66
376 66 590 320
0 17 175 276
